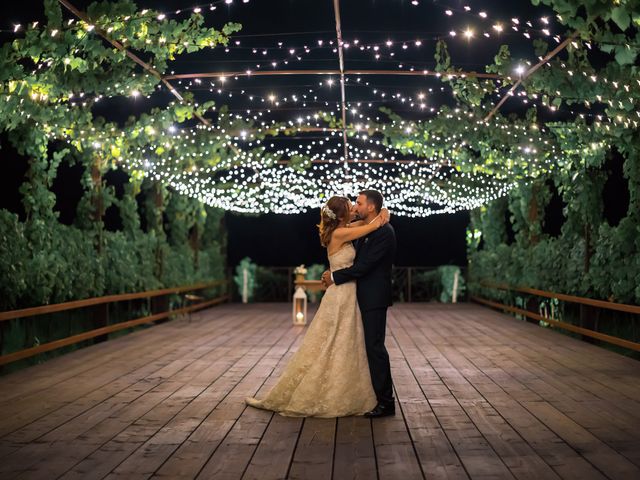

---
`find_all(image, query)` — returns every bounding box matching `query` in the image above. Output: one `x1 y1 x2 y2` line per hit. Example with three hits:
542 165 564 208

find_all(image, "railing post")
579 304 598 344
407 267 412 303
524 296 540 325
93 303 109 343
151 294 170 323
0 320 4 374
464 267 470 302
226 266 233 302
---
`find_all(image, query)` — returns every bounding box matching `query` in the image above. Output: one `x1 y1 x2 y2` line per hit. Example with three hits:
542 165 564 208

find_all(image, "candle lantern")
292 286 308 325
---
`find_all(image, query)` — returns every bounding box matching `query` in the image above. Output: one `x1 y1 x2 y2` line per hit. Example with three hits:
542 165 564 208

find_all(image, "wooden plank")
0 342 235 458
384 312 469 479
47 314 272 480
399 310 565 479
133 308 305 480
241 414 304 480
374 335 424 480
333 417 377 480
471 295 640 352
523 401 640 478
395 401 468 480
469 306 640 411
194 318 309 480
0 309 260 478
0 295 229 365
372 401 424 480
389 309 516 479
0 333 197 440
70 310 296 480
0 315 190 404
440 305 637 478
9 316 251 445
0 303 637 480
287 418 336 480
452 309 640 467
476 400 608 480
192 405 274 480
0 306 232 406
0 307 236 439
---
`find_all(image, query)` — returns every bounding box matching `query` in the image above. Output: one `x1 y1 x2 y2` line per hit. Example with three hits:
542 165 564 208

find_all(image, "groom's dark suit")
332 223 396 405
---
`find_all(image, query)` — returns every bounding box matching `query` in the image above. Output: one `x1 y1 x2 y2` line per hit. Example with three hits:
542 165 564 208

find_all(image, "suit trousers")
361 307 394 405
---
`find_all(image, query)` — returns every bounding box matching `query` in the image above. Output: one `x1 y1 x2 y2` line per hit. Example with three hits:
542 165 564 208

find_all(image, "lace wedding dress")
245 243 377 417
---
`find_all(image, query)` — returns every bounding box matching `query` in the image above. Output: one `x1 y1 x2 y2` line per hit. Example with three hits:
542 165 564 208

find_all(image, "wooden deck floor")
0 303 639 480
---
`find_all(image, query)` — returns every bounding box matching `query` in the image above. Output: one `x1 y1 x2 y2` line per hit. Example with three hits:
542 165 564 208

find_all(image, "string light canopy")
1 0 638 216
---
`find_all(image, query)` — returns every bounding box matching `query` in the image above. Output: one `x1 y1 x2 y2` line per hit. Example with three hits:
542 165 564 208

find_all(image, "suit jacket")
332 223 396 312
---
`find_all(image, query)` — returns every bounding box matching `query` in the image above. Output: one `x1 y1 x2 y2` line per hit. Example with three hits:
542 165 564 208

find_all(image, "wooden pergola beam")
276 158 447 166
483 32 579 122
332 0 350 172
57 0 210 126
164 69 503 81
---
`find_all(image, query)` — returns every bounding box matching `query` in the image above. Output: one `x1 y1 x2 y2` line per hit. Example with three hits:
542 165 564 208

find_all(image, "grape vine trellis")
0 0 639 217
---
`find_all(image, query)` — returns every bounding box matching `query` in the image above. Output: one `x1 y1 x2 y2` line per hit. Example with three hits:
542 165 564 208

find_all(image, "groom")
322 190 397 418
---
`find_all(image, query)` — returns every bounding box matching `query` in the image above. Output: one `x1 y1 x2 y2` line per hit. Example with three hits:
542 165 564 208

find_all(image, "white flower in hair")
322 204 337 220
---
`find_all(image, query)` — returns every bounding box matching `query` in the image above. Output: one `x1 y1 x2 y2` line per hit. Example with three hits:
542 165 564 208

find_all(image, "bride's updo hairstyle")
318 196 350 247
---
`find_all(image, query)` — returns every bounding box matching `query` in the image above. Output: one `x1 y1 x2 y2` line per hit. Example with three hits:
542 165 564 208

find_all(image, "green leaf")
175 104 192 122
599 44 615 54
222 22 242 36
610 7 631 31
615 45 637 65
44 0 63 29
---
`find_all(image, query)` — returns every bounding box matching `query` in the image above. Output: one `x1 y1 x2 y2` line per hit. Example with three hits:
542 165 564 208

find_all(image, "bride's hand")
378 207 390 226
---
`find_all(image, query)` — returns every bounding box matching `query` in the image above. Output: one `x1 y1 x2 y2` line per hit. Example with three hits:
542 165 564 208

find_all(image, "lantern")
292 286 307 325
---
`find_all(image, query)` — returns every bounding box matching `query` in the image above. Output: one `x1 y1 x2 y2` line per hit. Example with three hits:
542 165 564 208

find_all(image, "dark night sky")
2 0 573 269
225 210 470 267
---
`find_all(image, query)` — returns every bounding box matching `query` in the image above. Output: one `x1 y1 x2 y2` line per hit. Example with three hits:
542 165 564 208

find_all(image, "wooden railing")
229 266 468 303
471 281 640 352
0 280 230 366
294 271 324 294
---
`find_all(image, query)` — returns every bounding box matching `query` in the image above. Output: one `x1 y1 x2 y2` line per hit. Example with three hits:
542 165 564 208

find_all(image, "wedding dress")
245 243 377 417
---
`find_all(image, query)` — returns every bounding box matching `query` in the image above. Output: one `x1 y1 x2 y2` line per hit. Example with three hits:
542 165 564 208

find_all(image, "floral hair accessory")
322 205 337 220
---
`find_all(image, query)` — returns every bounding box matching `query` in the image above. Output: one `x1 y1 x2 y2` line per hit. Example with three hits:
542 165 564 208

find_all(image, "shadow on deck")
0 303 638 479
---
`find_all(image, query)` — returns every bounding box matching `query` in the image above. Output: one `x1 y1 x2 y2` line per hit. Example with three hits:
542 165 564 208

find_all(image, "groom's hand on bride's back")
321 270 334 288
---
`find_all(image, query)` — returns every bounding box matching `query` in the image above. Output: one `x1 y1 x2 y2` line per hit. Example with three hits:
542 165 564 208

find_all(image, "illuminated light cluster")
4 0 636 219
135 153 521 217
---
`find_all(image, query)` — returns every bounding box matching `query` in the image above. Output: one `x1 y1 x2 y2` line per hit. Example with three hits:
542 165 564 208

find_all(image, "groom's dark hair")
359 190 383 213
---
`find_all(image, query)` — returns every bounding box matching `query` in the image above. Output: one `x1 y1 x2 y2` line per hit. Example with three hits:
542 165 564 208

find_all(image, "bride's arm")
347 207 390 227
333 208 389 243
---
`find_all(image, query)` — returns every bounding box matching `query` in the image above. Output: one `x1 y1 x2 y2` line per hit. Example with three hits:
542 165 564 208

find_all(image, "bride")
245 196 389 417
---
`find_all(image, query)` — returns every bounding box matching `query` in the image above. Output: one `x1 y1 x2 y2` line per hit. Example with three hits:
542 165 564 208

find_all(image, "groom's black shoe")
364 402 395 418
